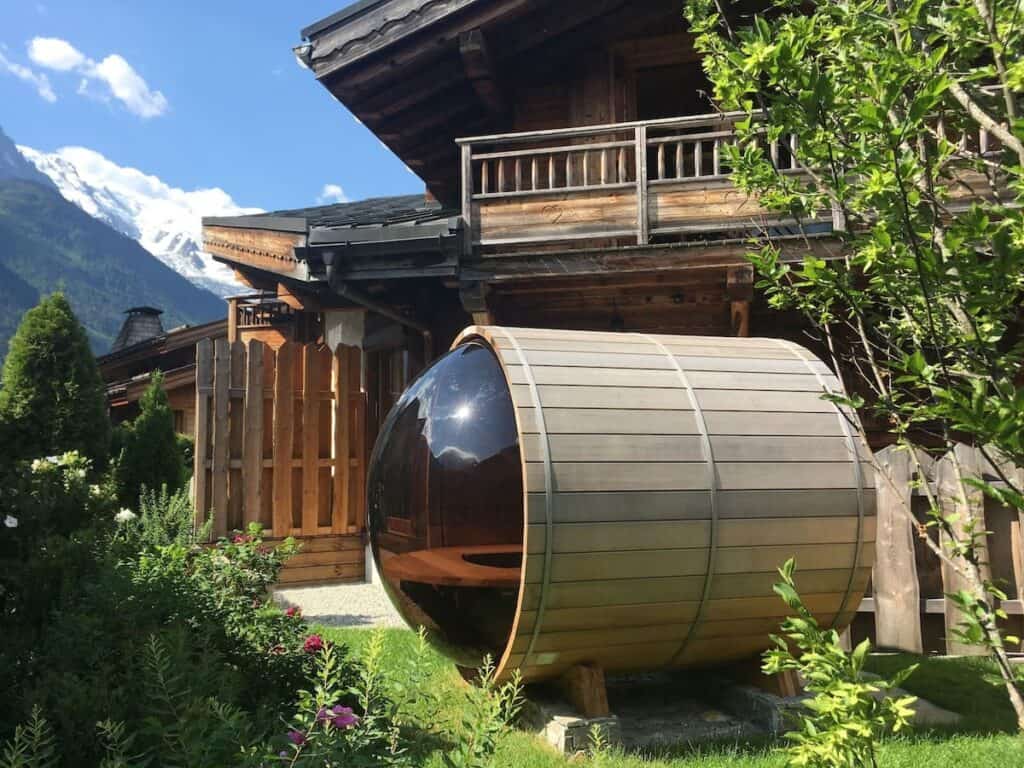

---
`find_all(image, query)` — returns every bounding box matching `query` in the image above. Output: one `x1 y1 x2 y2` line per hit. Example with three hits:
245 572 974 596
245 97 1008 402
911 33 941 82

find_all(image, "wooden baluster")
713 138 721 175
583 150 590 186
548 155 555 189
618 147 627 182
676 141 684 179
657 143 666 180
566 152 573 187
600 149 608 185
531 158 539 191
497 158 506 192
770 137 779 167
514 158 522 192
481 160 489 195
693 140 702 178
789 135 799 169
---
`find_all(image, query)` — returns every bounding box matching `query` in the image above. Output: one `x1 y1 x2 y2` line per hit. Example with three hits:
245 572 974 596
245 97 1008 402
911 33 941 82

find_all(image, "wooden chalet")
196 0 1022 651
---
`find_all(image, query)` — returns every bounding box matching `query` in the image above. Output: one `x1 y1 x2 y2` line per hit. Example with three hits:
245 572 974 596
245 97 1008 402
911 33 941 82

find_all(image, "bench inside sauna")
367 326 875 683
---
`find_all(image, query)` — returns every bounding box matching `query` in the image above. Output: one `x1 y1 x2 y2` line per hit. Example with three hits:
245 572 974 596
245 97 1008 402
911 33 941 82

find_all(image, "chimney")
111 307 165 352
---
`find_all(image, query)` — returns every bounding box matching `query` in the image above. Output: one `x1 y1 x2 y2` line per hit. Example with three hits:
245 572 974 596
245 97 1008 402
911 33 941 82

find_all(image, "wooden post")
271 343 294 536
460 143 474 256
193 339 213 527
332 345 353 534
937 444 989 655
228 341 246 531
634 125 649 245
210 338 231 539
873 446 924 652
227 297 239 343
559 664 610 718
727 265 754 338
242 340 264 527
301 344 319 534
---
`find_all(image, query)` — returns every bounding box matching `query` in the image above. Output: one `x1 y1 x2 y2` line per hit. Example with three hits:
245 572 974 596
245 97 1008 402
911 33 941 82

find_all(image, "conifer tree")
0 292 110 466
113 371 186 506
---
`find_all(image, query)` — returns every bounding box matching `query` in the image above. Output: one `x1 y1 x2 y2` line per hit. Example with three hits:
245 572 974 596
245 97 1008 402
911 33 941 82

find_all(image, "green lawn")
319 627 1024 767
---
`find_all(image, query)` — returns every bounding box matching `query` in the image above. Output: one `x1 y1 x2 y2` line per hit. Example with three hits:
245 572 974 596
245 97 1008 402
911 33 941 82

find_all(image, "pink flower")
330 705 359 729
303 634 324 654
286 730 306 746
285 606 301 618
232 533 251 544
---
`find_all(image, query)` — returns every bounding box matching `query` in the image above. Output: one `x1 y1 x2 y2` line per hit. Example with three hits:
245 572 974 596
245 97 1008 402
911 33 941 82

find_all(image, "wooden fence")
193 339 366 579
858 444 1024 654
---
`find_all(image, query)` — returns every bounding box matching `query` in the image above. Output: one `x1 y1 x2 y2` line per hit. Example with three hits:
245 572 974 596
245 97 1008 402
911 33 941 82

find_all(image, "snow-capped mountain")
18 145 261 297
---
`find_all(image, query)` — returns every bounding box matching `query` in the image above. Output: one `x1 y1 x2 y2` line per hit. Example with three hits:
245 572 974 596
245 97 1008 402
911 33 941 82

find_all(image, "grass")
319 626 1024 767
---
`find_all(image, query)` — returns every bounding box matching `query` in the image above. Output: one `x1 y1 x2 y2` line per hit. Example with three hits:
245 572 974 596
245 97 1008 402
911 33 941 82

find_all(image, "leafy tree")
0 292 110 467
686 0 1024 726
113 371 187 507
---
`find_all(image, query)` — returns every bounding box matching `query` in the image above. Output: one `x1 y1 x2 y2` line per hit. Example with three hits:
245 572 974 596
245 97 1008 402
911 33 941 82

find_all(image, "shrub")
0 293 109 467
764 559 918 768
112 371 187 506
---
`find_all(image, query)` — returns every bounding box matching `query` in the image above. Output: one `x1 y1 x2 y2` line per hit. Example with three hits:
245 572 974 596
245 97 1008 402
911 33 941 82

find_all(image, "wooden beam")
277 282 319 312
227 297 240 343
558 664 610 719
459 28 507 116
459 280 494 324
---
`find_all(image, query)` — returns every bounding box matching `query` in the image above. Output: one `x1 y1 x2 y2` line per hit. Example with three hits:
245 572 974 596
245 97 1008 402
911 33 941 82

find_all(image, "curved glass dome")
367 340 523 668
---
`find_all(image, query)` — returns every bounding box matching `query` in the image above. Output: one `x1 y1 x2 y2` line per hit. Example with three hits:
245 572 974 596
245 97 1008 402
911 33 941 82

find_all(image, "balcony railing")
457 109 1001 251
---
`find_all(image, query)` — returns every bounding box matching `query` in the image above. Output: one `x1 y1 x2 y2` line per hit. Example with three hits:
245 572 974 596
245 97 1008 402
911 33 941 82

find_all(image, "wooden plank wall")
194 338 366 584
859 444 1024 654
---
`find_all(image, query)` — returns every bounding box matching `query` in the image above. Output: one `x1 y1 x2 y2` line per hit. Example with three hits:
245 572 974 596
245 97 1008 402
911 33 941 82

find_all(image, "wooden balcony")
458 110 1002 253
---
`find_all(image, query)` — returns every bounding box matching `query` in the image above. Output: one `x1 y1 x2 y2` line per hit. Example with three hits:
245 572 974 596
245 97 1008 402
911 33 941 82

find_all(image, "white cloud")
0 50 55 102
317 184 349 205
28 37 85 71
25 37 168 118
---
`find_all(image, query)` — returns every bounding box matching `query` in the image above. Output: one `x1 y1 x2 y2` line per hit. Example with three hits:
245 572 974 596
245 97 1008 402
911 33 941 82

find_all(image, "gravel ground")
271 579 406 629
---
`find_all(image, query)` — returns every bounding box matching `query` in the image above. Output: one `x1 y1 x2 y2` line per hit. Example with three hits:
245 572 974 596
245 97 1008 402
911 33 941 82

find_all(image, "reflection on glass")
368 341 523 668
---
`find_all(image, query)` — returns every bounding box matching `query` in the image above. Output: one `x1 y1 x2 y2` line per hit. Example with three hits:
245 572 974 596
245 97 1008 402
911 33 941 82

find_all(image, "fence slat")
333 346 352 534
272 343 294 536
937 444 988 655
301 344 319 534
211 339 231 539
242 340 264 526
193 339 213 526
873 446 923 652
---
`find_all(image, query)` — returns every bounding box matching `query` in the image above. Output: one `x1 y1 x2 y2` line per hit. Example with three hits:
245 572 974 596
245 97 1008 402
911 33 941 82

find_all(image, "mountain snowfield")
18 145 260 297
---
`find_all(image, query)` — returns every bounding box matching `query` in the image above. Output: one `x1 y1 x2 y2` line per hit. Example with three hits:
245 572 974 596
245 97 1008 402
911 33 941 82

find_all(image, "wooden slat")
522 434 704 463
873 446 923 653
524 543 874 584
506 365 680 388
301 345 319 534
242 340 264 525
277 562 364 585
526 488 874 524
525 460 872 493
193 339 213 526
500 348 671 369
332 346 352 534
227 341 246 532
526 516 873 555
518 407 700 435
210 338 231 539
702 411 843 436
513 385 688 410
938 444 988 655
272 343 294 537
695 389 840 412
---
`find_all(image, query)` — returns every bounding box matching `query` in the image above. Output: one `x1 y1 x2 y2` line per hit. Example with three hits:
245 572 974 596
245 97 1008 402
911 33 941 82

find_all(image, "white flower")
3 515 17 529
89 484 103 497
30 459 45 472
46 455 60 464
114 508 137 524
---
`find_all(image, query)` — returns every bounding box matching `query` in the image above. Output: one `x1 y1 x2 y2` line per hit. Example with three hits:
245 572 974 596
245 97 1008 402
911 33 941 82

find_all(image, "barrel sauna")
367 326 875 683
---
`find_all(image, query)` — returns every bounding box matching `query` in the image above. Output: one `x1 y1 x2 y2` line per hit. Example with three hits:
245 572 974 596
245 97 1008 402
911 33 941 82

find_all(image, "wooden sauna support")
368 326 875 682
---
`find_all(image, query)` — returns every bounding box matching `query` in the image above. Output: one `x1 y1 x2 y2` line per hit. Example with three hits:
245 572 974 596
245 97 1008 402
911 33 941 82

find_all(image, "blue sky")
0 0 422 212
